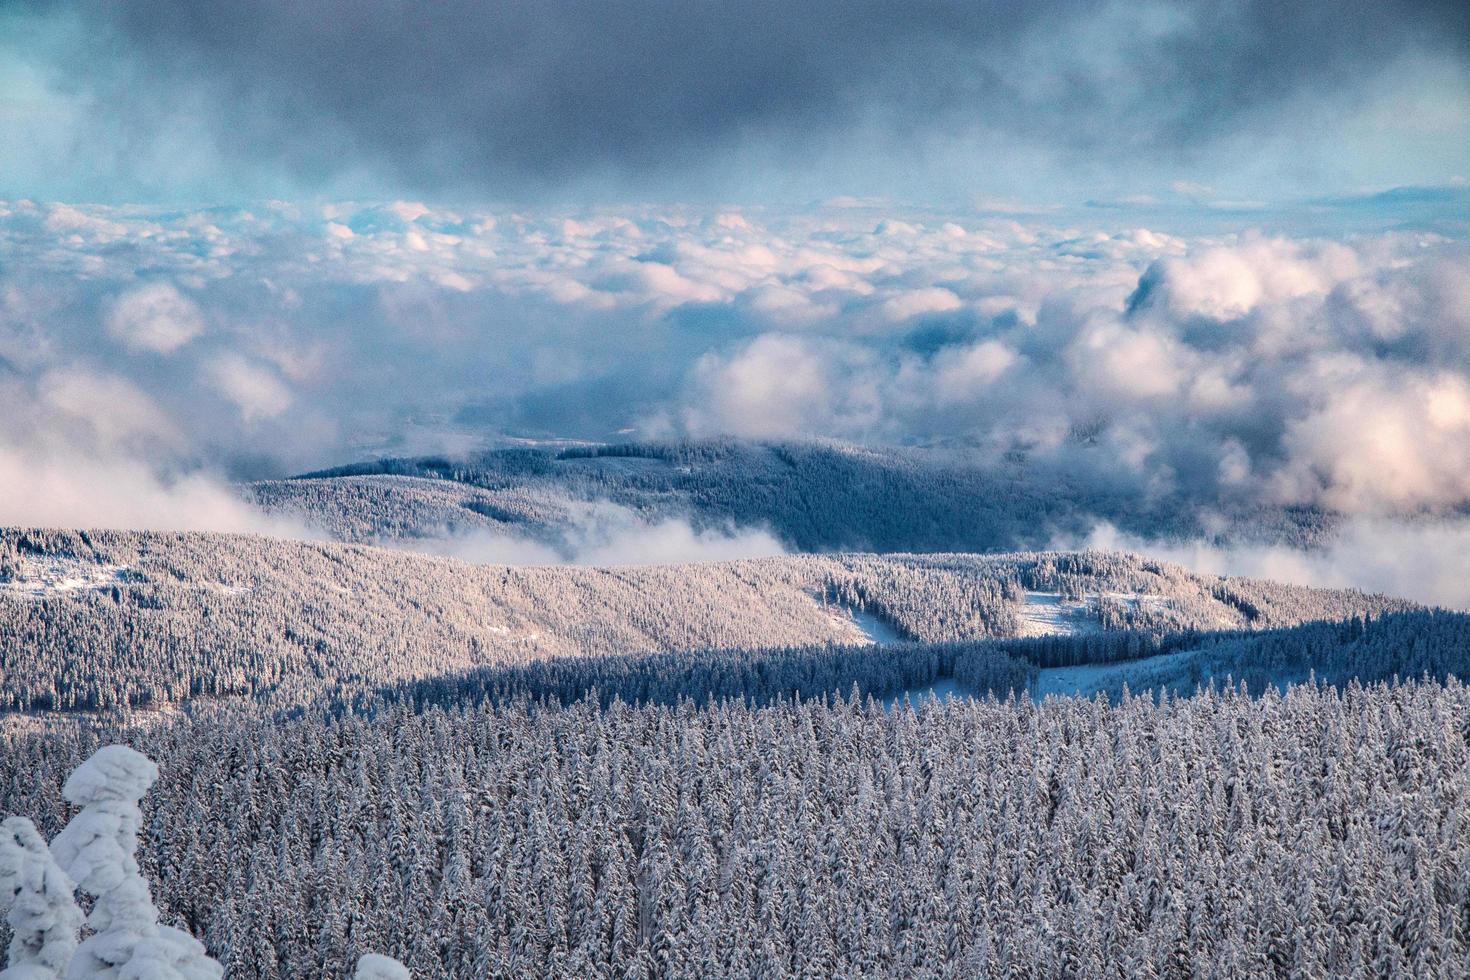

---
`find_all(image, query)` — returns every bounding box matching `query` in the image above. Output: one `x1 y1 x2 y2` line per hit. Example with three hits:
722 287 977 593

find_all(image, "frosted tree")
48 746 222 980
0 817 83 980
354 954 411 979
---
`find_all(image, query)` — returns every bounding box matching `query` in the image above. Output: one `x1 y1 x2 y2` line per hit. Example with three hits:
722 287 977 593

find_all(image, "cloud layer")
1 197 1468 533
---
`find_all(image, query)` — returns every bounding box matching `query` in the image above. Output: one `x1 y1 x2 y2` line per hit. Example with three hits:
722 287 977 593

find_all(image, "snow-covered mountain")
251 439 1341 553
0 528 1407 716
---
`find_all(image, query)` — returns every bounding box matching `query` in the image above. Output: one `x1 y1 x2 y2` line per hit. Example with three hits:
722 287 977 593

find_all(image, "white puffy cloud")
1273 366 1470 512
932 340 1018 404
1078 517 1470 612
0 448 310 534
1129 236 1361 321
206 354 293 422
1067 321 1189 401
104 282 205 354
686 334 887 440
0 368 307 534
879 287 964 322
37 369 183 452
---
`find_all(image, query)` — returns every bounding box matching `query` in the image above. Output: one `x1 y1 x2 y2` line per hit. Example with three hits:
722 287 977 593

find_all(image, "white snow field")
1016 590 1174 636
844 605 906 643
1015 591 1088 636
0 555 132 598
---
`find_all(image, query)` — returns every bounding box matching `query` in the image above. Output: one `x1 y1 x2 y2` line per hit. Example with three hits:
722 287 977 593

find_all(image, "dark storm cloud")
49 0 1470 193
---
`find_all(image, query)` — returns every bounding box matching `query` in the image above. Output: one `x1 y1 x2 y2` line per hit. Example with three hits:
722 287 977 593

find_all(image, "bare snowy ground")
0 554 255 600
0 555 133 598
817 602 906 645
1016 590 1172 636
845 605 906 643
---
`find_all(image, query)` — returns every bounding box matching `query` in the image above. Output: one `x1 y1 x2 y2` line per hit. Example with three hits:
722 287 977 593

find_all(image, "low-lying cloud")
385 503 787 567
1079 518 1470 611
0 361 306 536
0 449 309 537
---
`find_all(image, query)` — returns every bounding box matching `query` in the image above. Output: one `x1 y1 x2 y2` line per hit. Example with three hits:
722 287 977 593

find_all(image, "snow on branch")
0 816 83 980
47 746 221 980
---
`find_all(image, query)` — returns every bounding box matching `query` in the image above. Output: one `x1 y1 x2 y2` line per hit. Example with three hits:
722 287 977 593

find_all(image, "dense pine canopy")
3 528 1465 976
5 679 1469 977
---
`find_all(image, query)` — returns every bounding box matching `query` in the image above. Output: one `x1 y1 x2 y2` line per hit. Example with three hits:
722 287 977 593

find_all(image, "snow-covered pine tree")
0 817 83 980
49 746 223 980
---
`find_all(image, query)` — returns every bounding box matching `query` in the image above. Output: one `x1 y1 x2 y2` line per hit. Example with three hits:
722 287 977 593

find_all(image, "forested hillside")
4 679 1468 977
255 440 1339 552
3 522 1455 979
0 530 1406 715
249 474 571 545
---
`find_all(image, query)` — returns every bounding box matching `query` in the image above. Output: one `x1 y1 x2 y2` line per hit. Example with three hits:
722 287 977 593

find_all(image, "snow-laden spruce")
0 817 82 980
6 681 1469 976
48 746 221 980
3 747 407 979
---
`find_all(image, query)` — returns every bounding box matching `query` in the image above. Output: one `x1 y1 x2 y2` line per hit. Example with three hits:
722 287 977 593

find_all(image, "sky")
1 0 1470 575
2 0 1468 207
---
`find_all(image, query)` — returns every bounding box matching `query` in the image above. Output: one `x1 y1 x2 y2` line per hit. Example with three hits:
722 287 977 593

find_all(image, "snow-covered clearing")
202 582 251 597
847 606 905 643
1016 590 1171 637
1016 592 1094 636
822 602 906 644
0 555 132 598
0 555 256 600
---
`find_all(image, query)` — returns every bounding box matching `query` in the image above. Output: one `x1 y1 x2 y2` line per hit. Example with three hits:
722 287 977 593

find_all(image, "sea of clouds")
2 198 1470 587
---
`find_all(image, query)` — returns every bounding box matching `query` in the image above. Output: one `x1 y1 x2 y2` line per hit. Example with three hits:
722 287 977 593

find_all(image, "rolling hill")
250 439 1340 552
0 527 1408 715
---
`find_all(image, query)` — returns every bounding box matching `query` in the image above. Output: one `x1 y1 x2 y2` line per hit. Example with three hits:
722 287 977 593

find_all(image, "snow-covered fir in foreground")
49 746 222 980
0 745 222 980
1 747 407 980
0 815 80 977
